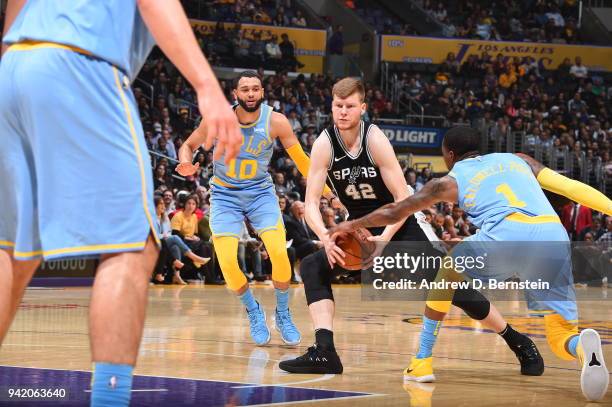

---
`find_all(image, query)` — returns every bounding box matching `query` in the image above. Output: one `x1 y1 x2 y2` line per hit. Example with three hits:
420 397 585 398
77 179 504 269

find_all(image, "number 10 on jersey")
226 159 258 180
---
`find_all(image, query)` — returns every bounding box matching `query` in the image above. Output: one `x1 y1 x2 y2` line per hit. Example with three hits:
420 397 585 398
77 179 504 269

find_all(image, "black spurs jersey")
324 121 393 220
323 121 437 243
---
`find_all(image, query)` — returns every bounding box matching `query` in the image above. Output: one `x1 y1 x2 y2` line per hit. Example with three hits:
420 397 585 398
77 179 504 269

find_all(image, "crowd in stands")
420 0 581 43
348 0 583 44
182 0 310 28
346 0 419 35
563 202 612 286
396 53 611 177
191 22 305 70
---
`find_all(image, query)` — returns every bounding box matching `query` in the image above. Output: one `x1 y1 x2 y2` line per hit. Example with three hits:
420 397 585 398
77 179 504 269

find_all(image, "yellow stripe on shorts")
7 41 92 55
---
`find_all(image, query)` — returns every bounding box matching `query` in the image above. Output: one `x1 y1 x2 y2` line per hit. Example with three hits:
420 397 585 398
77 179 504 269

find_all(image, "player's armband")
537 168 612 215
286 143 332 196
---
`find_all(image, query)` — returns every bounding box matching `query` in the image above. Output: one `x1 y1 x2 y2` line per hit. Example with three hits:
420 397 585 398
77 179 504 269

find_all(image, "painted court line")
2 342 282 362
1 344 340 390
0 364 376 396
232 374 336 388
240 393 384 407
84 389 168 393
5 336 602 374
0 364 377 406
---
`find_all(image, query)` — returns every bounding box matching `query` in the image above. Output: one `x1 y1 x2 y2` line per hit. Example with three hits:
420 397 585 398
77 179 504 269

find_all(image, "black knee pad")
451 288 491 321
300 250 334 305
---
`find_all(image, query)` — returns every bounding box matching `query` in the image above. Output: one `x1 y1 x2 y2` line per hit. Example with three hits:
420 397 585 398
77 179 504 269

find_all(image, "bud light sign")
379 125 445 148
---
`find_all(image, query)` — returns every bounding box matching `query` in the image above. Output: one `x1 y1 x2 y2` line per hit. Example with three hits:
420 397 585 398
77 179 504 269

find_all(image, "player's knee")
261 229 286 257
262 230 291 282
304 286 334 306
220 263 247 292
299 253 320 286
215 247 238 270
267 242 289 265
213 237 246 291
452 288 490 320
300 252 333 305
271 256 291 283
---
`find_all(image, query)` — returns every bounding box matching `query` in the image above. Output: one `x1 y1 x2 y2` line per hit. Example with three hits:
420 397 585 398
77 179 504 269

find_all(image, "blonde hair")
332 77 365 101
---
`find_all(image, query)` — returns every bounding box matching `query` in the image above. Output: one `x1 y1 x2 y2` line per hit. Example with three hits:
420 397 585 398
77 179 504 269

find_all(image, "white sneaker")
579 329 609 401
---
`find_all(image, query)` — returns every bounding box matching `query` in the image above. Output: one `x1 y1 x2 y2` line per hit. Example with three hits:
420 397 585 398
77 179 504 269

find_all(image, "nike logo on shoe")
589 353 602 367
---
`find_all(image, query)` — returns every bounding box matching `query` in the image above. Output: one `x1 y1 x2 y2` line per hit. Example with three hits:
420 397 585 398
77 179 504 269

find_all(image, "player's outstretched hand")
365 235 388 265
322 234 345 268
328 220 357 240
176 162 200 177
197 87 242 164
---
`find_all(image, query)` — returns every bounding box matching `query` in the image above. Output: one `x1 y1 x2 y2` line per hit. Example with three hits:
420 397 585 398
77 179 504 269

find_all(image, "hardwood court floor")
1 284 610 406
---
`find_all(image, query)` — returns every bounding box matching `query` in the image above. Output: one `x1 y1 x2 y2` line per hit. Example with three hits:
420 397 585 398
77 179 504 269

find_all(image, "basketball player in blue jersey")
178 71 334 346
331 126 611 401
0 1 241 406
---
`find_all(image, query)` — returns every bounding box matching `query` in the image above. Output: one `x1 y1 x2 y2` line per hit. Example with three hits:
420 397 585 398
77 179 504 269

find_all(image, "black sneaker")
512 336 544 376
279 345 343 374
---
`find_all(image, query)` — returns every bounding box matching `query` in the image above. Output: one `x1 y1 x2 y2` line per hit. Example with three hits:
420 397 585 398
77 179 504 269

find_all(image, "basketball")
335 227 376 270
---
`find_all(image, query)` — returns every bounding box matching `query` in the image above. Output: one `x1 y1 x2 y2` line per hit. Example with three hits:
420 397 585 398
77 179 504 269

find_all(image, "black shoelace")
298 345 320 361
515 341 540 361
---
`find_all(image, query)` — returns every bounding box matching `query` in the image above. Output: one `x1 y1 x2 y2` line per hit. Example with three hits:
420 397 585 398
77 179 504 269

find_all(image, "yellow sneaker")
404 357 435 383
403 382 435 407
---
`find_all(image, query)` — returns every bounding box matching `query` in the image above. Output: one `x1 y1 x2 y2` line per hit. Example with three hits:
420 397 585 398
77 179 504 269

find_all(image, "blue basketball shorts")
209 182 283 238
0 45 158 260
451 218 577 321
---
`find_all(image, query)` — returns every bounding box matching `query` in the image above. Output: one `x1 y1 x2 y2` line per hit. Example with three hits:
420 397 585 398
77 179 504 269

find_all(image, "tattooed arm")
329 176 459 235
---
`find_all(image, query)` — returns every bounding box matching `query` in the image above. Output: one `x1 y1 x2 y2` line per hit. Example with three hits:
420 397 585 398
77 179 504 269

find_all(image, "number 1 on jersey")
496 183 526 208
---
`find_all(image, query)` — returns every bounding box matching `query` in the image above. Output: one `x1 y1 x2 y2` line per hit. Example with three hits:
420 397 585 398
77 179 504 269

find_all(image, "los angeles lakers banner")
190 20 327 73
380 35 612 72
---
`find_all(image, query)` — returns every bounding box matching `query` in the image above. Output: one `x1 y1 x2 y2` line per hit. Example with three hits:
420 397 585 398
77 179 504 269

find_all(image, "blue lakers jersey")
3 0 155 80
449 153 558 229
213 104 274 188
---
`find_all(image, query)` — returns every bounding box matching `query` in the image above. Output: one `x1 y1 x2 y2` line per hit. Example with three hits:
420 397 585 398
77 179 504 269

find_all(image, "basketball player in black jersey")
279 78 543 375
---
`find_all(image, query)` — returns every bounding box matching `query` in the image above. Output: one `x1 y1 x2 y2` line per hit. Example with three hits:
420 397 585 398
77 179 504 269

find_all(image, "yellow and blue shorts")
0 44 158 260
